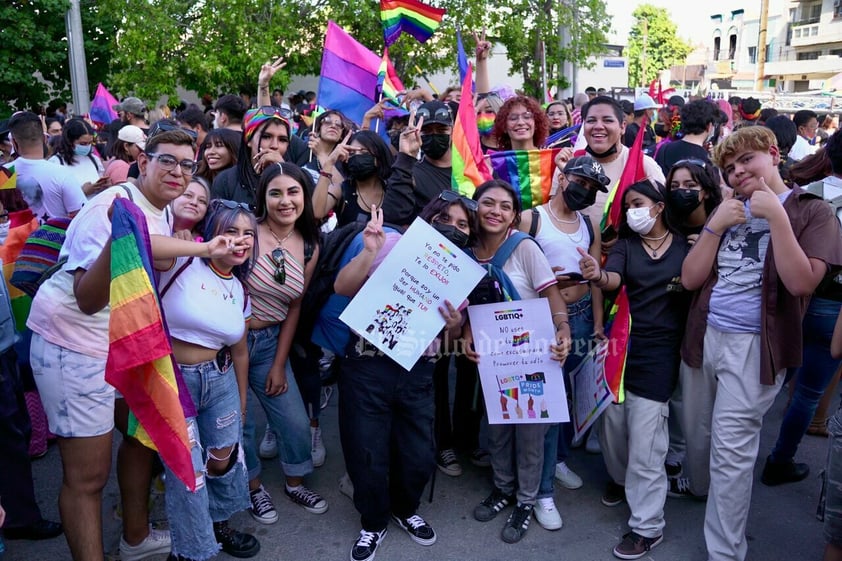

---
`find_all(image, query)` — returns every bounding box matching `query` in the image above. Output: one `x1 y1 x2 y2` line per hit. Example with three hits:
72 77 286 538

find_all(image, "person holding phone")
48 118 110 198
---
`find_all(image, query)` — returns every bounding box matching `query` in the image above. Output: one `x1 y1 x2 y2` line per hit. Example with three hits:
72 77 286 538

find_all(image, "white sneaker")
311 426 326 467
339 472 354 500
119 527 171 561
554 461 584 490
534 497 563 531
259 424 278 459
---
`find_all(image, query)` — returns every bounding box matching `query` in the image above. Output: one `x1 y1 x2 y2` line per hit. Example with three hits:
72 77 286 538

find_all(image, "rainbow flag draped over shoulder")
105 199 197 491
380 0 446 47
451 63 493 196
600 117 647 404
487 149 560 210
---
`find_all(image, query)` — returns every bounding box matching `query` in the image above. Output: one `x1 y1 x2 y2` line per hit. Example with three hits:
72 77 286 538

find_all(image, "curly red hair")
493 95 549 150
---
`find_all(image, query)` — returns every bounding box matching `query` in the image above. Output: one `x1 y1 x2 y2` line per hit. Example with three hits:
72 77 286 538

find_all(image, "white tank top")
533 205 590 277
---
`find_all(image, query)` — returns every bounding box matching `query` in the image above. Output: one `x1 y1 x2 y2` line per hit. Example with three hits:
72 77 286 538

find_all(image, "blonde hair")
713 126 777 168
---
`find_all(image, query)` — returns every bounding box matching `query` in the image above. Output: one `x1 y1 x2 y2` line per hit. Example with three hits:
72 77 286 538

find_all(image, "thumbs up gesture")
577 246 601 282
748 177 784 221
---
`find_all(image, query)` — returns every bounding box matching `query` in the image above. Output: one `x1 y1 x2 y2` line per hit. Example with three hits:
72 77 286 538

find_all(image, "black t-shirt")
605 235 691 402
654 140 710 178
211 166 255 207
624 122 657 156
336 180 372 226
412 158 452 215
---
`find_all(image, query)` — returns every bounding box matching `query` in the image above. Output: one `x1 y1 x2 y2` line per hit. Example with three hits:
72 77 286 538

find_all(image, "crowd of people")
1 35 842 561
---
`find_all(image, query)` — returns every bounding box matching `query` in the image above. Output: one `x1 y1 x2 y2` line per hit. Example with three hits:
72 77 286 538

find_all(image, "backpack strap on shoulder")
490 231 532 269
528 208 540 238
582 214 595 246
159 257 194 299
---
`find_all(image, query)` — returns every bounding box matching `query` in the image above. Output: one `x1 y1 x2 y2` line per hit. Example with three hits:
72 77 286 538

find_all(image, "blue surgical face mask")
74 144 92 157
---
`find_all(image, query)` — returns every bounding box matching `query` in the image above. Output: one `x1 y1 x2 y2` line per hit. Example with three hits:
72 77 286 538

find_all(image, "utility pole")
641 19 648 88
756 0 769 91
66 0 90 116
558 0 573 99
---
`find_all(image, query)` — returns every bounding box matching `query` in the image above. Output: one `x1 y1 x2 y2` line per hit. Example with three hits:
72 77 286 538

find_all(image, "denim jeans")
538 293 594 498
339 346 435 532
771 297 842 463
243 324 313 480
165 359 250 561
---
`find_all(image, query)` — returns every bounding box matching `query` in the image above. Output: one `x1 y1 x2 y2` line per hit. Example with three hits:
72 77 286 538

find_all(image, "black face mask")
421 133 450 160
388 129 401 151
562 181 598 211
669 188 703 216
346 153 378 181
432 222 469 248
585 143 618 160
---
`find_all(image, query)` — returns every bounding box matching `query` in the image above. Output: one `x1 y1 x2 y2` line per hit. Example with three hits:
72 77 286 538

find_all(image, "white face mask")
626 206 657 235
0 221 10 245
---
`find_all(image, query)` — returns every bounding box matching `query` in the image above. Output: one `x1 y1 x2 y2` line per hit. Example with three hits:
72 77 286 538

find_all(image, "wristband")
552 312 568 317
319 170 334 180
704 226 722 238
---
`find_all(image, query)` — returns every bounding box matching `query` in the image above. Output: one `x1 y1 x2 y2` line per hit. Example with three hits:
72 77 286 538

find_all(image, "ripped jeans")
164 359 250 561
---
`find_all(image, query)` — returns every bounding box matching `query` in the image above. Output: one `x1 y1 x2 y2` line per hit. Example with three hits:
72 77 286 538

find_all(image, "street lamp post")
66 0 90 116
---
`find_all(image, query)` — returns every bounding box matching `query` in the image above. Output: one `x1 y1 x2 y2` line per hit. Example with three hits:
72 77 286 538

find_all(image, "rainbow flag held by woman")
105 198 197 491
487 149 560 210
380 0 446 46
451 63 493 196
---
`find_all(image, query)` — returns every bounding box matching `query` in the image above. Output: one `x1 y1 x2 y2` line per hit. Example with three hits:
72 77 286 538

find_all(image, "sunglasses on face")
438 190 479 211
271 247 286 284
146 153 198 175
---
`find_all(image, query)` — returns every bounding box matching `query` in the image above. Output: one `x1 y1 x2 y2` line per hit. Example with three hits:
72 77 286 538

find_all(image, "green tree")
626 4 692 88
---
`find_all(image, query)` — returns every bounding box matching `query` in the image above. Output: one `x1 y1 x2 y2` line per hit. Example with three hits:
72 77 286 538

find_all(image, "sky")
604 0 748 47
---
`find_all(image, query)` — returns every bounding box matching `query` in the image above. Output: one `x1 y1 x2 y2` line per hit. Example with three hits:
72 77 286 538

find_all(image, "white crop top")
160 257 251 349
533 205 591 277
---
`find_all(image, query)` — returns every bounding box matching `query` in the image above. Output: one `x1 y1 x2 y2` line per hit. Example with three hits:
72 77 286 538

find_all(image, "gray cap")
563 156 610 192
113 96 146 116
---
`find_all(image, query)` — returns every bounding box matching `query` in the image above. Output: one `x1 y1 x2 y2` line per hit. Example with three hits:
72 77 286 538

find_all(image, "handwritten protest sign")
340 218 485 371
467 298 569 424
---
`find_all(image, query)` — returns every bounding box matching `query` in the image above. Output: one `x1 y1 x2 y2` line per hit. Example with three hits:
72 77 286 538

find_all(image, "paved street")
5 384 832 561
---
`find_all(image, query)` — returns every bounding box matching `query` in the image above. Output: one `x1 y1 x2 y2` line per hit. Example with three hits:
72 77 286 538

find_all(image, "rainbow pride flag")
0 164 16 190
500 387 519 401
376 49 402 107
512 332 530 346
600 116 647 404
487 149 560 210
380 0 446 47
451 63 492 196
105 199 197 491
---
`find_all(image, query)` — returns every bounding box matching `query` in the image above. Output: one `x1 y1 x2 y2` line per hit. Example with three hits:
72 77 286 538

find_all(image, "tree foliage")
4 0 612 115
626 4 692 88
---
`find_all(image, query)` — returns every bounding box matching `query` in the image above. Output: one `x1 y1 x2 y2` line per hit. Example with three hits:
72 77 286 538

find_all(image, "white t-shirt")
14 157 87 221
789 135 818 162
160 256 250 349
27 183 172 359
48 153 104 195
476 232 557 299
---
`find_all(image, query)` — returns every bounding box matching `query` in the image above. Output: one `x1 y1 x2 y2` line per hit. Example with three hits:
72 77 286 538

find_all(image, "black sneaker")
350 528 387 561
474 488 515 522
436 449 463 477
602 481 626 507
667 476 695 499
470 448 492 468
665 461 682 478
213 520 260 558
613 531 663 559
501 502 533 544
760 455 810 486
285 485 329 514
391 513 436 546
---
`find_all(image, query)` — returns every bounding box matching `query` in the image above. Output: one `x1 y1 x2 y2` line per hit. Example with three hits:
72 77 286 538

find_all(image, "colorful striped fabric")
90 82 119 127
380 0 446 47
542 124 580 148
600 117 647 404
451 63 493 196
376 49 402 106
0 164 15 190
104 199 197 491
486 149 560 209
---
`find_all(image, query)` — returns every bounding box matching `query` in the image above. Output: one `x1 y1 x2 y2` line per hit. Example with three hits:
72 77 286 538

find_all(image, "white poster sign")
569 341 613 441
340 218 485 371
467 298 569 424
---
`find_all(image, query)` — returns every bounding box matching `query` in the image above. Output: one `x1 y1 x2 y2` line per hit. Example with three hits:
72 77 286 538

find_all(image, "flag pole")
414 65 440 95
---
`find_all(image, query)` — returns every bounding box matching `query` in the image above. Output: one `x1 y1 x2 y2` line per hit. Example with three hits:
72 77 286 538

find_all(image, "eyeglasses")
211 199 252 212
507 112 534 123
146 153 198 175
271 247 286 284
256 106 293 120
673 158 709 169
148 122 198 140
438 190 478 211
321 118 344 129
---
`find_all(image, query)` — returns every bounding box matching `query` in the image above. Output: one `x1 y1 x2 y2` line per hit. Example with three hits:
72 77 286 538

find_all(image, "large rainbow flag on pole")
451 63 492 196
380 0 446 47
105 199 197 491
486 149 560 210
599 119 647 404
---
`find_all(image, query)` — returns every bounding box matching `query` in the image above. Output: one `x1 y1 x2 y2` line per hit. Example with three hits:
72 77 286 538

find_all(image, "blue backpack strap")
490 231 531 270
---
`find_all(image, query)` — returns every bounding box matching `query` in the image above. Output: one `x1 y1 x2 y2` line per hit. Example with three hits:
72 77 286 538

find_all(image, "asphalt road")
4 383 832 561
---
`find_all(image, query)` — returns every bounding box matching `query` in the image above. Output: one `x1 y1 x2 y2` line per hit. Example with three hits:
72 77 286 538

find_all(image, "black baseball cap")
417 101 453 127
563 156 610 192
